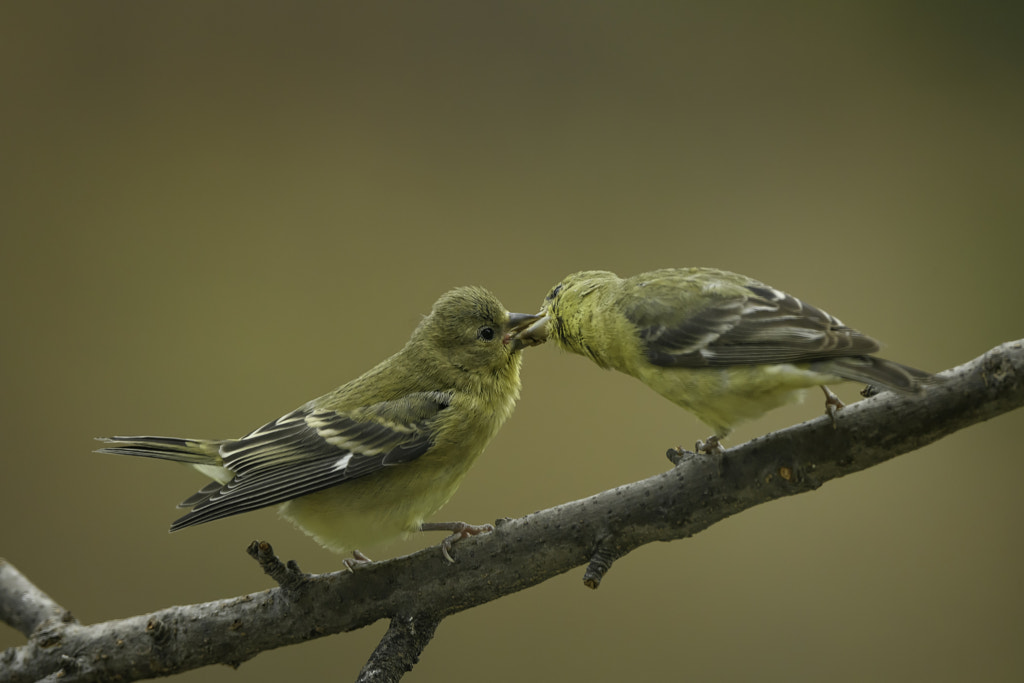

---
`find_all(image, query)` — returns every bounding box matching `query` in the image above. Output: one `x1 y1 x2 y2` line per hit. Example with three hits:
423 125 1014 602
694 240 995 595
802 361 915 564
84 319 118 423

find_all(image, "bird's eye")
478 326 496 341
546 284 563 301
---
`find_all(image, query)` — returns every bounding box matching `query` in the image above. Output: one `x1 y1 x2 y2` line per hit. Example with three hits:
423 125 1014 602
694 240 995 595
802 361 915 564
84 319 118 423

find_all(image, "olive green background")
3 3 1022 681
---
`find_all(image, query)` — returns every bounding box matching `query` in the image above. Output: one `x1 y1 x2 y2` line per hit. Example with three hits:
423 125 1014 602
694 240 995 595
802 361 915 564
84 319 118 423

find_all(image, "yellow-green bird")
517 268 935 447
98 287 540 564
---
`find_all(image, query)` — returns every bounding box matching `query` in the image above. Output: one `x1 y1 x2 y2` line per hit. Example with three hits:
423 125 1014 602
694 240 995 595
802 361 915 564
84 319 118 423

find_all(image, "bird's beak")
506 313 549 349
504 312 545 350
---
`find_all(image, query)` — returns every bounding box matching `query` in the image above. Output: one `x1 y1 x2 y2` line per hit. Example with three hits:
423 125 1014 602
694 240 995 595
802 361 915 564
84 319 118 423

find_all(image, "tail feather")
176 480 225 510
95 436 222 465
98 436 239 530
814 356 938 394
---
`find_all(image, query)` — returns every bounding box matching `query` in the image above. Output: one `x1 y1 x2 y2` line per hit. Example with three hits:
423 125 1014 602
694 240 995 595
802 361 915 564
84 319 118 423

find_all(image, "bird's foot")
342 549 373 572
695 435 725 455
820 385 845 428
421 521 495 563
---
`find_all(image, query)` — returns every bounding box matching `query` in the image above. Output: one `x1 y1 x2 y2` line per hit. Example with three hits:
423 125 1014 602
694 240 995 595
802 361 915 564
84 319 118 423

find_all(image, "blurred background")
2 3 1022 681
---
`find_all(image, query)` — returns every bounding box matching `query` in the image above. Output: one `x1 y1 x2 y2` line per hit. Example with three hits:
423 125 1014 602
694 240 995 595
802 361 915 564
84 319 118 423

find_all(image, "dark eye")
546 284 562 301
478 326 496 341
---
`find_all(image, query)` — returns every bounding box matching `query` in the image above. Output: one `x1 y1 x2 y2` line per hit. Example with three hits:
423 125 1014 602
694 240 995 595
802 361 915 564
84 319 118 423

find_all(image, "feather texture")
98 288 540 555
535 268 936 437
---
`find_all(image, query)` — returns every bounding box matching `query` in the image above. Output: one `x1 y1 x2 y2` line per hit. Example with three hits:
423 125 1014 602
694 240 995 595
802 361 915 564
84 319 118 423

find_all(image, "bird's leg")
420 521 495 563
695 435 725 455
342 549 373 572
821 385 845 428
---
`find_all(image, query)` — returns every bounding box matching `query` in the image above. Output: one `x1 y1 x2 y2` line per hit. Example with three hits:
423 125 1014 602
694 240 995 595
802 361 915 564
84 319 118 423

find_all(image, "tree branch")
356 614 441 683
0 561 77 640
2 340 1021 683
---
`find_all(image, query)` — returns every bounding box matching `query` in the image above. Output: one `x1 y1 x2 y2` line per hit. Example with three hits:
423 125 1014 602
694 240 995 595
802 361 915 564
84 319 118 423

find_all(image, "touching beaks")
503 312 545 349
506 313 549 348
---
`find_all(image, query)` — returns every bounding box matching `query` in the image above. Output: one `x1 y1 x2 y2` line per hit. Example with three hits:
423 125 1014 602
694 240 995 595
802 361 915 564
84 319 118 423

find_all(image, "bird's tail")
97 436 235 525
814 356 939 394
96 435 223 464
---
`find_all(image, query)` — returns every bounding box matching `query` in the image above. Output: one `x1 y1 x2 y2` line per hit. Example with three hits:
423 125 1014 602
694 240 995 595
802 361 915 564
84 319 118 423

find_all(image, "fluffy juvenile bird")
517 268 935 446
98 287 540 564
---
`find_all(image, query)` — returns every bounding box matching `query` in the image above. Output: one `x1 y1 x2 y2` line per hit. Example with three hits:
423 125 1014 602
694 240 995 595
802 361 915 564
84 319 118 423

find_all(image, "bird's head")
414 286 542 374
510 271 619 352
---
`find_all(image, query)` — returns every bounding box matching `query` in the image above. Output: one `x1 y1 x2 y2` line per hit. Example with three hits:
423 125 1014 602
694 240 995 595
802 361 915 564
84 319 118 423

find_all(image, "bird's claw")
342 549 373 572
695 435 725 455
821 385 845 428
421 521 494 563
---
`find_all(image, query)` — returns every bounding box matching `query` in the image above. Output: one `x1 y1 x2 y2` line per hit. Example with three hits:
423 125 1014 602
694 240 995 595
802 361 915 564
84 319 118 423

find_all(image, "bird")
515 268 936 450
98 286 541 565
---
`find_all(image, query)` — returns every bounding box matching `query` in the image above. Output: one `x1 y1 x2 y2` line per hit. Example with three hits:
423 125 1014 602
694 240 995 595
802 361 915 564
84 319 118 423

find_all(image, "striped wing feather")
170 391 451 530
631 283 881 367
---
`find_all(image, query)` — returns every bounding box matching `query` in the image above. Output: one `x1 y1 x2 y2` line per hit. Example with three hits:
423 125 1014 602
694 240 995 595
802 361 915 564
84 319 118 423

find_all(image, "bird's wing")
170 390 452 530
629 283 881 367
